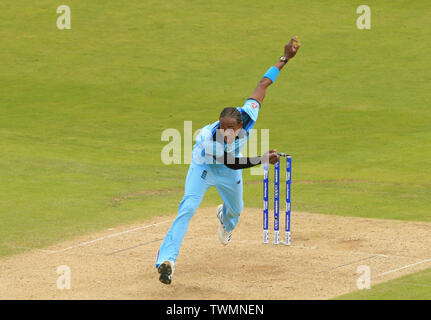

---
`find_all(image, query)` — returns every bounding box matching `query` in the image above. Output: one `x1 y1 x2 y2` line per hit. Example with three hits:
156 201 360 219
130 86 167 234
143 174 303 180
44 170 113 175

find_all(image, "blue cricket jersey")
192 98 261 165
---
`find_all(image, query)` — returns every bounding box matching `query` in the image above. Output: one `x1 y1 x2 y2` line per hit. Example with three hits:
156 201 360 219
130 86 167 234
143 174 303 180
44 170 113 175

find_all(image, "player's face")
219 117 242 143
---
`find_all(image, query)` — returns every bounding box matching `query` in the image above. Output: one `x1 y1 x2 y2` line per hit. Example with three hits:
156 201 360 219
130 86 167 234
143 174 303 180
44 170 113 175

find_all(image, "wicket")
263 154 292 245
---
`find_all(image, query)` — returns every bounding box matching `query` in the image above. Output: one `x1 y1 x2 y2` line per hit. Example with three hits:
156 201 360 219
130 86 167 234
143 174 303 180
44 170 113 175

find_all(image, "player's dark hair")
219 107 242 124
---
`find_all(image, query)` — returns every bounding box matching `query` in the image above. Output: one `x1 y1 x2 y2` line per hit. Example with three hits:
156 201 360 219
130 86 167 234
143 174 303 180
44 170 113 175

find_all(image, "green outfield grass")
0 0 430 298
335 267 431 300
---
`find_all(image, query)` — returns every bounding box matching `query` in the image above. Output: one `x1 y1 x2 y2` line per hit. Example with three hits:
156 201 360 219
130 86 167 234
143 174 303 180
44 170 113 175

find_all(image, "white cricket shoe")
158 260 175 285
217 204 232 245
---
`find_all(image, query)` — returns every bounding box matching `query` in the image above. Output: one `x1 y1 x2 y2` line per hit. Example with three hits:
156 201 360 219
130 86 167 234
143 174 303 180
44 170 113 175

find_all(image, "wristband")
263 66 280 83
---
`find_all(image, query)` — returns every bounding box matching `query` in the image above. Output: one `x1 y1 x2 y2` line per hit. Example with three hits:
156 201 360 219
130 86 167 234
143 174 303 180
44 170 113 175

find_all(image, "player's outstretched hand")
284 36 301 60
262 149 280 165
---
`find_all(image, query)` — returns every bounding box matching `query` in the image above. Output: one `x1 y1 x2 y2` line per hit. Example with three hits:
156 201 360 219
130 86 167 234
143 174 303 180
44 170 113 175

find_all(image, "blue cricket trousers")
155 162 243 267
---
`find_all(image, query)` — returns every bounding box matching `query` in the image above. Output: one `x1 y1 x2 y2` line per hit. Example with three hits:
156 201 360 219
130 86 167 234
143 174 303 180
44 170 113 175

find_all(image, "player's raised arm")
250 37 301 104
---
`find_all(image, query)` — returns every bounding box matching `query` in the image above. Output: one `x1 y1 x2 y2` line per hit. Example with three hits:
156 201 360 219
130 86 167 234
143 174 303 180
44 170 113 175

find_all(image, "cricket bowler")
156 37 301 284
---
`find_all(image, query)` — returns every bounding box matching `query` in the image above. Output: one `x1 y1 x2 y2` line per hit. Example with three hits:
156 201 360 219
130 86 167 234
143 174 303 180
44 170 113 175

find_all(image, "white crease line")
351 250 423 260
196 239 426 259
47 219 173 254
37 249 56 254
377 258 431 278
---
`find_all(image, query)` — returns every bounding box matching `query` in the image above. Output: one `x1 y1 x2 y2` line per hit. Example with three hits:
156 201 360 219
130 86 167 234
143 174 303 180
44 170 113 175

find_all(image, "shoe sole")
158 262 173 285
218 225 232 245
216 205 223 223
217 205 232 245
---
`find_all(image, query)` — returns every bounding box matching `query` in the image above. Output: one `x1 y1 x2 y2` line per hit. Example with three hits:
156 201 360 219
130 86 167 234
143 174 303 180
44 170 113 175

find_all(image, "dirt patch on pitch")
0 208 430 299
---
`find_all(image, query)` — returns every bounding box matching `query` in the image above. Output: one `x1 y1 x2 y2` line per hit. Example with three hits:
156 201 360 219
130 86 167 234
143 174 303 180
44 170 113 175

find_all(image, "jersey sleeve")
240 98 260 122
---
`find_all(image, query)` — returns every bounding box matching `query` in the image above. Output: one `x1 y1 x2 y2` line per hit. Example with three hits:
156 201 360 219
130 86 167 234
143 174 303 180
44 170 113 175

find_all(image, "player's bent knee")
230 202 243 216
